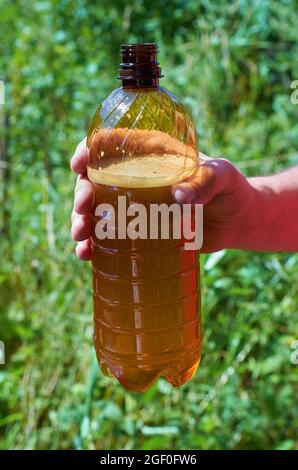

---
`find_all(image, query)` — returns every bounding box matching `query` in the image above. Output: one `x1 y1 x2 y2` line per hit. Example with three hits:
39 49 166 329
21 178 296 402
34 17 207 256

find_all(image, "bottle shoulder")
88 86 197 145
87 86 198 187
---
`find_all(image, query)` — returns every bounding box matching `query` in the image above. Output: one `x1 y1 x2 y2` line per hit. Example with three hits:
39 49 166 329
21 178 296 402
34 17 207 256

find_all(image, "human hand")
172 154 256 252
70 139 256 258
70 138 94 260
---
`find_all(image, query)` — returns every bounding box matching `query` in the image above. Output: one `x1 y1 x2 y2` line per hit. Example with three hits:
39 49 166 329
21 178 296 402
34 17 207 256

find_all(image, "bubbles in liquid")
87 153 196 188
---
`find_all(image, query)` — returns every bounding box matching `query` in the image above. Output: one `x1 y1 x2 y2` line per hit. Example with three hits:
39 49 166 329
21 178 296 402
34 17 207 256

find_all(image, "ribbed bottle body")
91 183 201 392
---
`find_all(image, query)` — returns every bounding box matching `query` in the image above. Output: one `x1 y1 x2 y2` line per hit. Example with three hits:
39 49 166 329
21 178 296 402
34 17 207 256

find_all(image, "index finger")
70 138 89 174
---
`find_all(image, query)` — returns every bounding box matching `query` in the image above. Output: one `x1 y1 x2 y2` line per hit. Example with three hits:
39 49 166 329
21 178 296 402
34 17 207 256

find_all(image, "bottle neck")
121 78 159 89
118 43 162 89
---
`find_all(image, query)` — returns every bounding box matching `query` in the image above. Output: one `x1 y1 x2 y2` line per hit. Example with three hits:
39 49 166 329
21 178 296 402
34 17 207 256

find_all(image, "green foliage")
0 0 298 450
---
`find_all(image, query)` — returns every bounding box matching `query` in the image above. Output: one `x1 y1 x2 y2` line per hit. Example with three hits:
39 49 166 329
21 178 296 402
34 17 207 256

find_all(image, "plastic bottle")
87 43 201 392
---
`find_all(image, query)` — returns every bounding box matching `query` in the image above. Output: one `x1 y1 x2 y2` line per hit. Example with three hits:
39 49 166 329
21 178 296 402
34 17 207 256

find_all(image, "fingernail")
174 187 195 203
174 189 187 203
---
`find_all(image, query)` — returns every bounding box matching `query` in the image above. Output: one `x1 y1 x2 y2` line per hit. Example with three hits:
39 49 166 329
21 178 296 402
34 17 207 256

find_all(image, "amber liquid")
90 179 201 392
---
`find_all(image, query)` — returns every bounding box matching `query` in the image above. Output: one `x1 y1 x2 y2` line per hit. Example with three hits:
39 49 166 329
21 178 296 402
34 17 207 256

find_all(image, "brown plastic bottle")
87 44 201 392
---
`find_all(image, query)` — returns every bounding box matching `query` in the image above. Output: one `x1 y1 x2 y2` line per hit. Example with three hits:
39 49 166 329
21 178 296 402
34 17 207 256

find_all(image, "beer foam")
87 154 196 188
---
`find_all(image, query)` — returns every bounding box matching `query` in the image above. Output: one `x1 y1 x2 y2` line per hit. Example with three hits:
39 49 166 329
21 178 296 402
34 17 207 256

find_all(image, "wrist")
230 177 275 250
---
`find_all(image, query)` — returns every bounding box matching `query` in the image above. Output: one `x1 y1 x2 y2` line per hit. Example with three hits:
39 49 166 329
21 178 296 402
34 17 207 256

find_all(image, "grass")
0 0 298 450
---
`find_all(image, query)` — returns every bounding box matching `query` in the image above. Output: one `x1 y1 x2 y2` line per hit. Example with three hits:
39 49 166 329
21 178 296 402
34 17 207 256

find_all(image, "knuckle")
196 161 217 187
75 138 86 153
217 157 232 168
216 157 235 174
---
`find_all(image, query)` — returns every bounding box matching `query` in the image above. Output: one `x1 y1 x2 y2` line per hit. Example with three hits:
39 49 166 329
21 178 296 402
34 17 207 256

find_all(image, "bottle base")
97 353 201 393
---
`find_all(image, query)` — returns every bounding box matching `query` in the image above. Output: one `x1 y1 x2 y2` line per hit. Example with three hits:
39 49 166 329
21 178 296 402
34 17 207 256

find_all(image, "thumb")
172 156 237 204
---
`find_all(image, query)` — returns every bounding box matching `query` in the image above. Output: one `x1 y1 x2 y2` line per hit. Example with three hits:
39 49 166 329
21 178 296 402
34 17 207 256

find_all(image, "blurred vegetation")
0 0 298 450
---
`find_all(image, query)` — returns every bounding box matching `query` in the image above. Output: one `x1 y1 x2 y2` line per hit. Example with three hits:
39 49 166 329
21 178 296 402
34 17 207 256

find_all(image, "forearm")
231 166 298 251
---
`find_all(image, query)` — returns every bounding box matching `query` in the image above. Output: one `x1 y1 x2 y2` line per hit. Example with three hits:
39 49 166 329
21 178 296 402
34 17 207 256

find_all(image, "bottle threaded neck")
118 43 163 88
